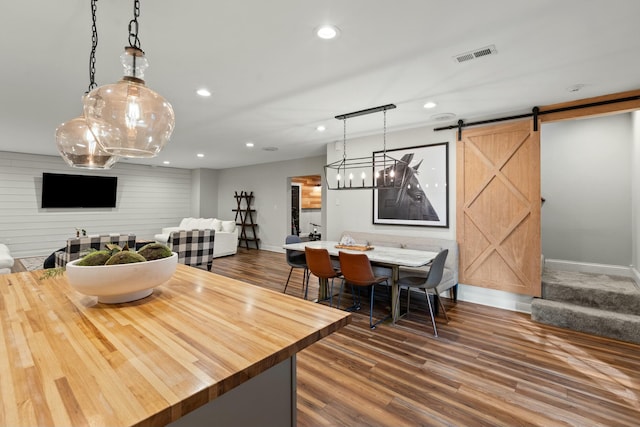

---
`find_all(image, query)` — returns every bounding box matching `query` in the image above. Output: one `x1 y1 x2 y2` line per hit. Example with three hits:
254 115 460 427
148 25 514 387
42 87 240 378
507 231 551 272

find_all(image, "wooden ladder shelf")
233 191 260 250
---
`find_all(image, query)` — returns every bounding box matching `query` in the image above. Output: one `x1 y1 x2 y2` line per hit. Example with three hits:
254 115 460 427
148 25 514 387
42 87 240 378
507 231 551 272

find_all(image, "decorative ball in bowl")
66 252 178 304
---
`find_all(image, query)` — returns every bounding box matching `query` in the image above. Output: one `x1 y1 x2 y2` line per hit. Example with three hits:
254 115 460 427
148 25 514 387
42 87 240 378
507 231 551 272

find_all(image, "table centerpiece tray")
334 244 374 251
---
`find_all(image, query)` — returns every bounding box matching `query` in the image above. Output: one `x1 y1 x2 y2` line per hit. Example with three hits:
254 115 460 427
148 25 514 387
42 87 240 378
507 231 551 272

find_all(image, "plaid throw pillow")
168 230 215 269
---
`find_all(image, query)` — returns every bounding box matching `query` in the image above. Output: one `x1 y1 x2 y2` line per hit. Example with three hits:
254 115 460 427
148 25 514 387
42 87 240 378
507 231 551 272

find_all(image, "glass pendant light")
83 0 175 158
55 0 117 169
56 110 118 169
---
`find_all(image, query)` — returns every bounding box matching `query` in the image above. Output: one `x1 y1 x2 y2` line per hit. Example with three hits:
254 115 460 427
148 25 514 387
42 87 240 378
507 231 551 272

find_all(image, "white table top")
283 240 436 268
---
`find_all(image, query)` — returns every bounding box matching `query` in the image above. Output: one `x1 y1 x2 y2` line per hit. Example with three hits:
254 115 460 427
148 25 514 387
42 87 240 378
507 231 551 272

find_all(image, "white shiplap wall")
0 151 193 258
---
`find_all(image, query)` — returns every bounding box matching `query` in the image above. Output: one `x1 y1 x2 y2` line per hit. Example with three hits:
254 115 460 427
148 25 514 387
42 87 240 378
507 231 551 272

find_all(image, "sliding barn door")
456 120 541 296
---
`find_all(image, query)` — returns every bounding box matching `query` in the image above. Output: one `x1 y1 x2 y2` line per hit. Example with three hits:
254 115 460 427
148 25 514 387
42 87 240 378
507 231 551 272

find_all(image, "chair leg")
337 278 345 309
450 284 458 302
437 292 449 323
369 285 375 329
424 289 438 337
329 277 337 307
346 286 362 312
283 267 294 293
303 268 310 300
354 287 362 311
369 284 390 329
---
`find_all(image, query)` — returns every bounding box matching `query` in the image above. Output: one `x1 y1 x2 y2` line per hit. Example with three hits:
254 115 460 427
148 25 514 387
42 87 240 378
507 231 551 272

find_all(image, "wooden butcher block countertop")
0 264 350 426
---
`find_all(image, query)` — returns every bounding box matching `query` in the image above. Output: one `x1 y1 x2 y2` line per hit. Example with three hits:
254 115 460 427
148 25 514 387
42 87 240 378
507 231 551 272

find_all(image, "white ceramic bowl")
66 252 178 304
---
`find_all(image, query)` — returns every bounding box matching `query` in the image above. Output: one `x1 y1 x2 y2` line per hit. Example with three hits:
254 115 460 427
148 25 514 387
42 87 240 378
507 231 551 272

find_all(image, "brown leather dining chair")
338 251 390 329
305 247 342 306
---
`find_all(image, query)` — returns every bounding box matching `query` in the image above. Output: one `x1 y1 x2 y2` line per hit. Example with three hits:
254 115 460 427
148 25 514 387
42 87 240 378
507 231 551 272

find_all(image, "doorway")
291 183 301 235
289 175 322 240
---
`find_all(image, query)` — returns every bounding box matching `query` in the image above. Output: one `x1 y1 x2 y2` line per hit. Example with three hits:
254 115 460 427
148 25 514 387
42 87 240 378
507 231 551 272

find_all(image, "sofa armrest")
154 233 170 244
0 244 14 269
161 226 183 234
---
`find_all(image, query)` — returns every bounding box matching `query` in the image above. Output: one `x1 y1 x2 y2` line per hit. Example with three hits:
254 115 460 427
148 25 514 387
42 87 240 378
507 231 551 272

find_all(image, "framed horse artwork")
372 142 449 227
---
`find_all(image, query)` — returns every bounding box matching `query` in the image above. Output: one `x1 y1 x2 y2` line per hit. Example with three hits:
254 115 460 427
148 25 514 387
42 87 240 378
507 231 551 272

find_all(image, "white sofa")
0 243 15 274
154 218 238 258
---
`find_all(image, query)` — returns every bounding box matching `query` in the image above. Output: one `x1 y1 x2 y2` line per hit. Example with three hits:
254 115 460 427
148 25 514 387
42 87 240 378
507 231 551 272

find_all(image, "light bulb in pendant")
125 89 141 130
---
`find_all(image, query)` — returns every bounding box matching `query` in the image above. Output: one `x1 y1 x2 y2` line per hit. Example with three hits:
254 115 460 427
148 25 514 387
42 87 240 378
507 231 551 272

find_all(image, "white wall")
541 114 632 266
632 111 640 277
215 156 326 251
0 151 192 258
192 168 219 218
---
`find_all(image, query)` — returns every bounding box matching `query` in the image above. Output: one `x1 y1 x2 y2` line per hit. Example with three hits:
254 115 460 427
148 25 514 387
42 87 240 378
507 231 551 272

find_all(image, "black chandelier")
324 104 405 190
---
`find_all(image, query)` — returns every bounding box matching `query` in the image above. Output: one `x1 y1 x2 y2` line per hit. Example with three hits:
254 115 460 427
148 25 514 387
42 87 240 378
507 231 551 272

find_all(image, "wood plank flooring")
210 248 640 426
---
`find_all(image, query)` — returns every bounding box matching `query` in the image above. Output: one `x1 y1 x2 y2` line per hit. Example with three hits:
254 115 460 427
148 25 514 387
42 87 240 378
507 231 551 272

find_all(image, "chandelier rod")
334 103 396 120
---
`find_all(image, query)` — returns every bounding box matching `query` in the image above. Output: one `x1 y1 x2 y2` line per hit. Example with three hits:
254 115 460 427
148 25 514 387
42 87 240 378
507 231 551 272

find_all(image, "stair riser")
531 301 640 345
542 282 640 315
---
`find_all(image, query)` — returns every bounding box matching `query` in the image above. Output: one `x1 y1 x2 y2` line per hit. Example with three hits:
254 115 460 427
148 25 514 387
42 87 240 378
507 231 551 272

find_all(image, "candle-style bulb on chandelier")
324 104 404 190
55 0 117 169
83 0 175 158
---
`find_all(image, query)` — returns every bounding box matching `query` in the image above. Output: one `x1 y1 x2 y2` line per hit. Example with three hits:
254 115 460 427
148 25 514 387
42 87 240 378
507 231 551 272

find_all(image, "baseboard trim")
456 284 533 314
261 245 283 254
545 259 633 277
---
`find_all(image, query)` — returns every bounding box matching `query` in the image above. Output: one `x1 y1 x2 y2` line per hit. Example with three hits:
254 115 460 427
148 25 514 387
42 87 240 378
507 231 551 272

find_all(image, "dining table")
0 264 350 427
283 240 437 323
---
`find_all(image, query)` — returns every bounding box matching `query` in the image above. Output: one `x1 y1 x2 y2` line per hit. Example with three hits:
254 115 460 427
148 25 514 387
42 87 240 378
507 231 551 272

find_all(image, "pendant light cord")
87 0 98 93
342 119 347 162
383 109 387 153
128 0 141 50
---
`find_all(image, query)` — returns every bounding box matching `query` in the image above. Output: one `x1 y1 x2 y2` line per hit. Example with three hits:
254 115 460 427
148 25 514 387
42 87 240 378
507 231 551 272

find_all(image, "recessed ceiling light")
163 161 170 165
316 125 326 132
316 25 339 40
196 88 211 97
423 101 437 109
246 142 254 148
196 153 205 158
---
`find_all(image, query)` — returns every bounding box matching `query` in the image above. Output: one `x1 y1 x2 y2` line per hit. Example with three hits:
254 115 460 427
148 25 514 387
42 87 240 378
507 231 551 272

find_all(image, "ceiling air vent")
454 45 497 63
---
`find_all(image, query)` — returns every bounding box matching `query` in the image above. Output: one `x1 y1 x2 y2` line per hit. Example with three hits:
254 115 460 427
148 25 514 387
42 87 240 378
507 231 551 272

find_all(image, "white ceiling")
1 0 639 170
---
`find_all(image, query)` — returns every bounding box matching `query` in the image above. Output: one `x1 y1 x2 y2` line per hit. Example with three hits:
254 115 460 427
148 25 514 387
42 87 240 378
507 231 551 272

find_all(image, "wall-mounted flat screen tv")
41 173 118 208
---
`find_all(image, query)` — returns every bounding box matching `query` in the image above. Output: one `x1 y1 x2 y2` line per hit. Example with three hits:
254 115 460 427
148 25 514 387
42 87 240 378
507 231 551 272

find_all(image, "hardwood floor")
211 248 640 426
